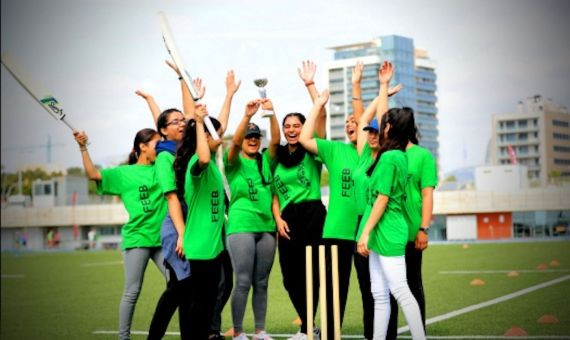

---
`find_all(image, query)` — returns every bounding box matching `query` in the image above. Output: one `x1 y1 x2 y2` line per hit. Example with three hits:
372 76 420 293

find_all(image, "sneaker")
313 327 321 340
253 331 274 340
233 333 249 340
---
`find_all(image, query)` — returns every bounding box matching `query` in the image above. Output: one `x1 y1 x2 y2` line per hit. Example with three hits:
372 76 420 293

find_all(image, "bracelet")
304 81 314 87
352 97 362 101
178 76 183 80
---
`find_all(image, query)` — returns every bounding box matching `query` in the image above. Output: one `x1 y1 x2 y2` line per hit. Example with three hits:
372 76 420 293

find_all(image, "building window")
553 120 570 128
518 145 529 154
505 121 515 129
505 133 516 141
554 159 570 165
553 133 570 140
554 146 570 152
518 133 528 140
518 120 528 128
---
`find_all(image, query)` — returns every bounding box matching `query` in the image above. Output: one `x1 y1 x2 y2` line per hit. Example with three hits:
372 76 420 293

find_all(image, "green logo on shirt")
211 191 220 222
297 163 310 187
341 168 353 197
139 185 152 213
246 178 259 201
273 175 290 200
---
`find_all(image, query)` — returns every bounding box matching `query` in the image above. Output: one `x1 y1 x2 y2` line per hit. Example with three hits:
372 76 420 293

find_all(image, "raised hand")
378 61 394 85
192 77 206 99
245 99 261 117
226 70 241 95
352 61 364 84
297 60 317 85
73 131 88 147
195 104 208 122
388 84 403 97
315 89 330 107
135 90 152 100
261 98 274 111
165 59 181 76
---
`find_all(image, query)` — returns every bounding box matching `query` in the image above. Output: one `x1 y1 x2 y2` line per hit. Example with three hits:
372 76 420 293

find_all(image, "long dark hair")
400 107 420 144
156 108 183 138
127 128 159 165
366 108 410 176
173 117 222 198
277 112 307 167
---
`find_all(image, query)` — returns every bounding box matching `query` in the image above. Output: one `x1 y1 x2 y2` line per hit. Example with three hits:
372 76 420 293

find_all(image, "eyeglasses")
166 118 187 127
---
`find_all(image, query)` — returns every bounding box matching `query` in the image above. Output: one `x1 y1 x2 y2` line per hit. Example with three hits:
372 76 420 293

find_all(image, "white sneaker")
253 331 273 340
233 333 249 340
313 327 321 340
287 331 307 340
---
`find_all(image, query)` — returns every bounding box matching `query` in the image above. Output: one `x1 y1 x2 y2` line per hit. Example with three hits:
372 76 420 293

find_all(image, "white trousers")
369 251 426 340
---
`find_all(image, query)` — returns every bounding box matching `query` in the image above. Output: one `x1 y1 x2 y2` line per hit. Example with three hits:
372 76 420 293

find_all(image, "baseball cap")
363 118 379 132
245 123 262 138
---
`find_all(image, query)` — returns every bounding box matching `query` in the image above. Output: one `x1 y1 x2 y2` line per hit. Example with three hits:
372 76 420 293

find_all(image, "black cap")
245 123 262 138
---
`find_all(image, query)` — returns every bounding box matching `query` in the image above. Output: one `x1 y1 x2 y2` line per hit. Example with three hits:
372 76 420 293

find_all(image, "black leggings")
279 200 326 334
147 262 192 340
386 241 426 340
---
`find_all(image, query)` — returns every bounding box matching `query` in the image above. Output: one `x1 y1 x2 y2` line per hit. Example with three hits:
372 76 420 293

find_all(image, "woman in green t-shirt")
356 109 426 340
224 99 280 340
173 106 226 339
271 61 327 339
74 128 167 340
386 108 437 339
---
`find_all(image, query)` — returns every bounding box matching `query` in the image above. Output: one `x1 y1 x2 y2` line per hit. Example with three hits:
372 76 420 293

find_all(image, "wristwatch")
419 227 430 234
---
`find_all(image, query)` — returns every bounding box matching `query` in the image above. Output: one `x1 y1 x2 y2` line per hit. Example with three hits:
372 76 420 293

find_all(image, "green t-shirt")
97 165 166 250
224 149 277 235
404 145 438 241
155 151 177 194
353 143 375 218
315 138 359 240
273 151 322 211
359 150 408 256
183 154 225 260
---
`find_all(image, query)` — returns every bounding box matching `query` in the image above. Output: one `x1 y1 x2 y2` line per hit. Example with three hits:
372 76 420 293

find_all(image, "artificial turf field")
1 241 570 339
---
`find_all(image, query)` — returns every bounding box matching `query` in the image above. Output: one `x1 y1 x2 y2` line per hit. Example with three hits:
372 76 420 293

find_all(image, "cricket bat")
1 53 76 131
158 11 220 140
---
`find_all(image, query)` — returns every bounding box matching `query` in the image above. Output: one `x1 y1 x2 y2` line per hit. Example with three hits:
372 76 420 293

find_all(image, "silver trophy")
253 77 273 117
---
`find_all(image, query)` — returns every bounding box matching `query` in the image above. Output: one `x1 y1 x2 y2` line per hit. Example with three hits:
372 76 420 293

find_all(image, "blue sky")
2 0 569 174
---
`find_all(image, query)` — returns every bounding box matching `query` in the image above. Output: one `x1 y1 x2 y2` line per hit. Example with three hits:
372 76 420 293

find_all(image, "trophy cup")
253 77 273 117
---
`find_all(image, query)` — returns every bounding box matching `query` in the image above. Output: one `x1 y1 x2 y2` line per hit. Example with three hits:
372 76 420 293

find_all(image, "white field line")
398 275 570 334
81 260 123 267
92 331 570 339
439 269 570 274
1 274 25 278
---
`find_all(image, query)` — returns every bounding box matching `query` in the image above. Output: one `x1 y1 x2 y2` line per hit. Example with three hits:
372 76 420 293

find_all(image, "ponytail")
127 128 159 165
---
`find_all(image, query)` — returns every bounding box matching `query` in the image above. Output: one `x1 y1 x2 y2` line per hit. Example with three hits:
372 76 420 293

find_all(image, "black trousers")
210 250 233 335
354 251 374 340
323 238 354 338
147 262 192 340
279 200 326 334
186 254 223 340
386 242 426 340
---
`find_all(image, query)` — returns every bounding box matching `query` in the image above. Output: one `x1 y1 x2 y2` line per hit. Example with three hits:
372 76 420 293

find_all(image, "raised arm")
300 89 329 155
195 105 211 169
351 61 364 121
227 100 261 164
356 96 380 155
297 60 326 138
73 131 102 181
357 194 389 257
376 61 394 123
165 60 205 121
217 70 241 134
263 99 281 159
135 90 162 125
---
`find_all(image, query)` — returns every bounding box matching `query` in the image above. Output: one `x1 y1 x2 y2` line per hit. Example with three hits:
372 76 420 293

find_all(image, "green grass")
2 241 570 339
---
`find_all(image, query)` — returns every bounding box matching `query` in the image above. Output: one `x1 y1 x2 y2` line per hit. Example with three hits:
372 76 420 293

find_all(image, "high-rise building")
326 35 439 159
490 95 570 184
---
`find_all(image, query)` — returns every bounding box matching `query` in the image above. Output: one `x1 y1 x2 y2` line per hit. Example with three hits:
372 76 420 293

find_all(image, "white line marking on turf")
398 275 570 334
1 274 25 279
81 261 123 267
439 269 570 274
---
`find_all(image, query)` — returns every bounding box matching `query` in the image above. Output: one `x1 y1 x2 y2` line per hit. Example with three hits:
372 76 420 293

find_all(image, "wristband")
178 76 183 80
419 227 429 234
80 147 88 152
352 97 362 101
304 81 314 87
